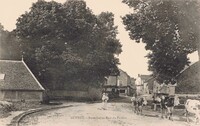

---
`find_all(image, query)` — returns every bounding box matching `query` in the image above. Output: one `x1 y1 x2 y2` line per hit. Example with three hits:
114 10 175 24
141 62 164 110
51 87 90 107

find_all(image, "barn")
176 61 200 94
0 60 45 102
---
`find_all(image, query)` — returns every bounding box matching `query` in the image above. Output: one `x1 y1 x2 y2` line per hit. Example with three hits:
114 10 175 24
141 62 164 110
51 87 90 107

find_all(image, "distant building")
104 69 135 97
152 80 160 94
135 74 151 95
146 76 176 96
106 75 118 86
130 77 136 89
103 75 118 98
117 69 131 95
146 77 155 94
0 60 45 102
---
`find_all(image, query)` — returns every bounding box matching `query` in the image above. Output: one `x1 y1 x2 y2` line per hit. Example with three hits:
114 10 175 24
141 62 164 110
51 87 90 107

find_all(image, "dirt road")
19 103 197 126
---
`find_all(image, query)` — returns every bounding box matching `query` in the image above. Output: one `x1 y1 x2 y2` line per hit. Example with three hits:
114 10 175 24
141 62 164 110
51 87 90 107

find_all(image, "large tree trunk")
198 47 200 61
198 44 200 73
198 47 200 72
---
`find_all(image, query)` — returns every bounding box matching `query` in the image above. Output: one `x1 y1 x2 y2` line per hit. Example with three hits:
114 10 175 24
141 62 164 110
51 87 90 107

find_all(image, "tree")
0 23 21 60
15 0 121 90
122 0 200 82
147 50 189 83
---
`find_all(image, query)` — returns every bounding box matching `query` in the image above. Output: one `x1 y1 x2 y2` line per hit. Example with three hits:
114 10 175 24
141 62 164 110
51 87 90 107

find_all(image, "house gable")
140 75 151 83
118 69 131 87
176 61 200 93
0 60 44 91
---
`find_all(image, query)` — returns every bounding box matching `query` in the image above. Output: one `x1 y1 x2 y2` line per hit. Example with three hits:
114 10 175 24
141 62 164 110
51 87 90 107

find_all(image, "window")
120 90 125 93
0 74 5 80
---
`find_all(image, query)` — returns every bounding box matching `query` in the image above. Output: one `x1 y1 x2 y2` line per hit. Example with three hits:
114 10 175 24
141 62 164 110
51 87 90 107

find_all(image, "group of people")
157 95 200 123
132 94 200 124
102 92 200 124
157 95 180 120
131 95 147 115
131 94 180 120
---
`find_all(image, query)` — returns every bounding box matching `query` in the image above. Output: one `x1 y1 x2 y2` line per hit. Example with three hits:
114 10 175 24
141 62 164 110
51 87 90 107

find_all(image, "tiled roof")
119 69 129 77
176 61 200 93
0 60 44 91
140 75 151 82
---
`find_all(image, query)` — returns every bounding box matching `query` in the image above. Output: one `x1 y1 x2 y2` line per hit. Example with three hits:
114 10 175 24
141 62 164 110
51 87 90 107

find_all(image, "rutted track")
8 103 192 126
9 105 74 126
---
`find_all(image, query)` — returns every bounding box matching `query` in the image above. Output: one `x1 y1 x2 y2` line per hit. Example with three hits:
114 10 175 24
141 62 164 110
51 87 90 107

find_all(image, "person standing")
160 95 167 118
102 93 109 110
131 95 136 112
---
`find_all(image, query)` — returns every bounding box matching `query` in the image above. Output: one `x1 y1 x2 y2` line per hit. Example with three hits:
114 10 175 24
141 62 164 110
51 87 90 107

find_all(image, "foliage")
146 51 189 82
0 23 21 60
0 101 15 115
88 87 102 101
122 0 200 83
15 0 121 89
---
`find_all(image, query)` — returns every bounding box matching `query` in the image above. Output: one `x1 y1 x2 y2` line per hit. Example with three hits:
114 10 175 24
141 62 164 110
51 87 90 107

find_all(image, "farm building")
135 74 151 95
153 80 176 95
146 77 176 95
117 69 134 96
104 69 135 97
146 77 155 94
176 61 200 94
0 60 45 102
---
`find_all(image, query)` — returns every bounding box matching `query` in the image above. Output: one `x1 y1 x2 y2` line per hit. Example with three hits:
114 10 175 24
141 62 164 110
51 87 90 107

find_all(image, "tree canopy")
0 23 21 60
122 0 200 83
15 0 121 90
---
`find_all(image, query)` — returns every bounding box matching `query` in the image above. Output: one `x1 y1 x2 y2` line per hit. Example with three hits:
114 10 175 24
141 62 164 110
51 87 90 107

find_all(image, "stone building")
104 69 135 96
135 74 151 95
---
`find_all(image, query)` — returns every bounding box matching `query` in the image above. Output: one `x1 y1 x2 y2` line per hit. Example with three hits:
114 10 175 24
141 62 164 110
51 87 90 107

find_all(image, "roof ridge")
22 60 45 91
0 60 22 63
176 61 199 77
140 74 151 76
119 69 131 78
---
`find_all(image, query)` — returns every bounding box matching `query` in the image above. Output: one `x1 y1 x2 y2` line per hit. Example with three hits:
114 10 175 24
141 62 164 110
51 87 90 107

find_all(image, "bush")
11 101 42 111
0 101 15 116
88 87 102 101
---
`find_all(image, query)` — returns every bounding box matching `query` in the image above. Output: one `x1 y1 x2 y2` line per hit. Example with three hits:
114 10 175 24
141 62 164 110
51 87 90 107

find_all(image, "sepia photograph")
0 0 200 126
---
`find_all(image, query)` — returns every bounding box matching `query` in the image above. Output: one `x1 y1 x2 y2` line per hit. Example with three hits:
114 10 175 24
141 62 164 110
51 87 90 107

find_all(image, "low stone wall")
47 88 102 101
49 91 89 98
176 93 200 97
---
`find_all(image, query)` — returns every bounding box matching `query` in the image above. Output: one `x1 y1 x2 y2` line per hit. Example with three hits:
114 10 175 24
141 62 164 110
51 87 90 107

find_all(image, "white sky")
0 0 198 78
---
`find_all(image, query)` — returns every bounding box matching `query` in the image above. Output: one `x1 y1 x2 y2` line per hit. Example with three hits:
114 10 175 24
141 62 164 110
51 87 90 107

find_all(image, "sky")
0 0 198 78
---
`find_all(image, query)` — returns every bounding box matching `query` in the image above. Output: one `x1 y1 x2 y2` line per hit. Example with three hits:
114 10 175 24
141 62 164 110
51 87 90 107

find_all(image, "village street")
18 102 197 126
0 1 200 126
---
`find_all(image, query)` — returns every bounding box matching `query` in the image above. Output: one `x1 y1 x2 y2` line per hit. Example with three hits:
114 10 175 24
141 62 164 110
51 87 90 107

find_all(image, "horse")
133 97 147 115
160 95 180 120
185 99 200 124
